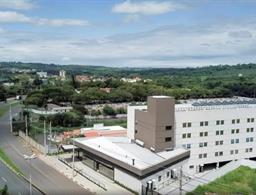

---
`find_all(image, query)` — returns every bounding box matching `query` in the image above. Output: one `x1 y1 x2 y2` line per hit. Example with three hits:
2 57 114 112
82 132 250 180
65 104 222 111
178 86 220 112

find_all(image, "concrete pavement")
0 103 91 195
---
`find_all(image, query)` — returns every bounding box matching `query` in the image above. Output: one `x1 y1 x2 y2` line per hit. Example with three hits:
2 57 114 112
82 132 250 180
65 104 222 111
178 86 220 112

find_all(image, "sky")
0 0 256 67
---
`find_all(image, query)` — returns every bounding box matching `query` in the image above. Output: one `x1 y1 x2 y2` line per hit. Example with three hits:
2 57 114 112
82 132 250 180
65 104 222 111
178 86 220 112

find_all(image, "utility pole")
49 121 52 153
72 138 75 179
44 120 47 155
25 115 28 143
9 104 13 133
179 166 183 195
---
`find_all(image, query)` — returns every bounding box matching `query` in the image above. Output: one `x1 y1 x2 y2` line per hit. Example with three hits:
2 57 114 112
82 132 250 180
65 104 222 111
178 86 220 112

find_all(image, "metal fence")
58 157 107 191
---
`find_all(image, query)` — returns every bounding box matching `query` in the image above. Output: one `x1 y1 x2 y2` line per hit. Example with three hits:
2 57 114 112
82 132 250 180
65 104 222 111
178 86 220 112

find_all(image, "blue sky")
0 0 256 67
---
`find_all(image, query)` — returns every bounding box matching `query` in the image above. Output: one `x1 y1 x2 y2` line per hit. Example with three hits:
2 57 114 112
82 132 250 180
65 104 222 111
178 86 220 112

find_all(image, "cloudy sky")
0 0 256 67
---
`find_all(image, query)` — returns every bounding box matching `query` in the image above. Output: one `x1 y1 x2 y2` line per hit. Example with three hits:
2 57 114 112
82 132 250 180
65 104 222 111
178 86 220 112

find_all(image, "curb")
0 157 47 195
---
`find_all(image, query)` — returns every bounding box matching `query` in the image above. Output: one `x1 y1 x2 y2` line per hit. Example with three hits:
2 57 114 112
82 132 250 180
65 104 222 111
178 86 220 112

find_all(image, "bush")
103 105 116 116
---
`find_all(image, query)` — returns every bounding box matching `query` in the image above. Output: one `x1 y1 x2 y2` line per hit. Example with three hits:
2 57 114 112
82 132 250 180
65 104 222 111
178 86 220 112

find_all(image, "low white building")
36 71 48 78
74 136 189 194
128 96 256 175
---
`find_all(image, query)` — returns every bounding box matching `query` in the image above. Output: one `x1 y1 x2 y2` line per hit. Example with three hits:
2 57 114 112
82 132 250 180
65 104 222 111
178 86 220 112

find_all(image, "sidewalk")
39 154 132 195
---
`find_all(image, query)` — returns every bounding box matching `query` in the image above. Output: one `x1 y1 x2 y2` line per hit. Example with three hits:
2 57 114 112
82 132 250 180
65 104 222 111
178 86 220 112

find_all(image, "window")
182 133 191 139
183 122 192 128
246 148 253 153
215 140 224 145
135 130 138 134
166 172 170 178
232 119 240 124
231 129 239 134
199 153 207 159
246 137 253 142
200 132 208 137
216 120 224 125
247 128 254 133
216 130 224 135
189 165 194 169
199 142 208 147
231 149 239 155
215 151 223 156
158 176 161 182
165 137 172 142
247 118 254 123
186 144 191 149
231 139 239 144
166 126 172 130
200 121 208 126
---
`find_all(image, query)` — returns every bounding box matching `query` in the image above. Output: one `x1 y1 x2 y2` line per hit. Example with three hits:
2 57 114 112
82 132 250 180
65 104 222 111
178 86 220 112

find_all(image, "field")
188 166 256 195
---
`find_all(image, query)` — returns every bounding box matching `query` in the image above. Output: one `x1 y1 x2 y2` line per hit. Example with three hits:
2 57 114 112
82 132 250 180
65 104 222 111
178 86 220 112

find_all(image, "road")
0 103 91 195
0 160 41 195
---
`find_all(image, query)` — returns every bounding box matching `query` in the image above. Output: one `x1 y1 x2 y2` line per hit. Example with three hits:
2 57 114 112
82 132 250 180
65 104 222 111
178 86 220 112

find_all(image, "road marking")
1 177 7 182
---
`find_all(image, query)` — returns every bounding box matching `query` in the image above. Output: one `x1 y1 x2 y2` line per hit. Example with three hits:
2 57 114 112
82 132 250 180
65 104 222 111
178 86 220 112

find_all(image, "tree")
103 105 116 116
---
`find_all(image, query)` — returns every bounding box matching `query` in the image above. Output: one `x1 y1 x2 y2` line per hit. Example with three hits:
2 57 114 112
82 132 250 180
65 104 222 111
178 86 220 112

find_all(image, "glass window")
188 122 192 127
165 137 172 142
166 126 172 130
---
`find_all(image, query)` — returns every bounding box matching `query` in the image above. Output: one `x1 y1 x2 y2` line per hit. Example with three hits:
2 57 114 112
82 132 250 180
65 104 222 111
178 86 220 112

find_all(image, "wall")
127 105 146 140
175 106 256 174
114 168 142 194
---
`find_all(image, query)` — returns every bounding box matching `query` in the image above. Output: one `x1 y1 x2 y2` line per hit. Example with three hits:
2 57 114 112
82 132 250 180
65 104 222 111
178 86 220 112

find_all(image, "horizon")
0 0 256 67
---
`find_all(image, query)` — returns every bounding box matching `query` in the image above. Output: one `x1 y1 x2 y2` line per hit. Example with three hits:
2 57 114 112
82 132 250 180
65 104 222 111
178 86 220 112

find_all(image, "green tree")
103 105 116 116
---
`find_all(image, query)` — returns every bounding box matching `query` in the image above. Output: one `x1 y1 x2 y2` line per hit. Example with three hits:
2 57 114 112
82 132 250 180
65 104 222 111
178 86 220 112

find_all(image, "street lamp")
23 154 37 195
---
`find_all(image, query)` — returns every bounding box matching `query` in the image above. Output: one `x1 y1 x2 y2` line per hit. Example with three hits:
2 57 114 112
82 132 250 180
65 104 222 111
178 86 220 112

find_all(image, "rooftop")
74 136 189 174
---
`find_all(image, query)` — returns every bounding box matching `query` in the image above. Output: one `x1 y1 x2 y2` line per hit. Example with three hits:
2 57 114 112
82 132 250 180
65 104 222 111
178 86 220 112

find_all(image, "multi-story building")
128 96 256 174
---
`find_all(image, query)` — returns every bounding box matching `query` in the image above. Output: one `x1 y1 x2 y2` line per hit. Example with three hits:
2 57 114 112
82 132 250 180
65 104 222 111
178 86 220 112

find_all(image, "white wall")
114 168 142 194
175 105 256 174
127 105 146 139
128 104 256 175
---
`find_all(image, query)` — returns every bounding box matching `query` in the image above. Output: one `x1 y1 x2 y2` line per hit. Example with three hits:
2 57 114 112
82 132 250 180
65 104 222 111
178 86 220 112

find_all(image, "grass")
0 148 22 175
0 100 20 118
188 166 256 195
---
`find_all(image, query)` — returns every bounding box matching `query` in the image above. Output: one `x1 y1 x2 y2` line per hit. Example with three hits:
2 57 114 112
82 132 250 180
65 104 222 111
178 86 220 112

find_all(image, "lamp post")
23 154 37 195
9 104 13 133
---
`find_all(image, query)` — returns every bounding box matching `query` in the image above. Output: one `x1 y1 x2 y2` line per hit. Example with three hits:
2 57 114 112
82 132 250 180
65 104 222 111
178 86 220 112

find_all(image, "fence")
58 157 107 190
19 130 47 154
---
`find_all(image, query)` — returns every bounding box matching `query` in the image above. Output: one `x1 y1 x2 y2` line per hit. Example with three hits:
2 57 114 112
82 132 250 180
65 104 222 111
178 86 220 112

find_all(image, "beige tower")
134 96 175 152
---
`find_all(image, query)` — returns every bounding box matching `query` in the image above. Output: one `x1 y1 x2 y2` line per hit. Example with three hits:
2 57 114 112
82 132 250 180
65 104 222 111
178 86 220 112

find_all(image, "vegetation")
0 185 8 195
188 166 256 195
0 148 21 174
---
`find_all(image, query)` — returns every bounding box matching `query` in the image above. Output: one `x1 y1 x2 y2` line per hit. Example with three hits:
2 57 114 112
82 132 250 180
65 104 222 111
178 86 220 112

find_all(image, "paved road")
0 160 41 195
0 103 91 195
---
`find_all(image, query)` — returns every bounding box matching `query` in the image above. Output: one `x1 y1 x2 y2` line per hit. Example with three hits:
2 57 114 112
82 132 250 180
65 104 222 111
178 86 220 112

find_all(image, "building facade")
128 96 256 174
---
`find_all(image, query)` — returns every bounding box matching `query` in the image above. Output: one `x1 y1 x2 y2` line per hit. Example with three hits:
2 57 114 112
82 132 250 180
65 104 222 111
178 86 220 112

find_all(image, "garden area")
188 166 256 195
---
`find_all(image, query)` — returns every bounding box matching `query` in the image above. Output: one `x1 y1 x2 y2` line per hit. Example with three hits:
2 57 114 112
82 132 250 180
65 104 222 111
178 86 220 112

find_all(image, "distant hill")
1 61 256 78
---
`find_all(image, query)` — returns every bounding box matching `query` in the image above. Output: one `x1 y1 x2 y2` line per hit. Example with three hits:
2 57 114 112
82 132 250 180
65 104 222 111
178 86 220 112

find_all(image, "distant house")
47 103 73 113
120 77 142 83
75 75 91 82
59 70 66 80
100 87 111 93
36 71 48 78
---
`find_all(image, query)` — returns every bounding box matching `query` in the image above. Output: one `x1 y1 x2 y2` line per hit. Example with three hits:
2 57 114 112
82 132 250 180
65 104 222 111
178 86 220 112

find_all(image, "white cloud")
112 0 184 15
0 11 31 23
0 11 89 26
0 20 256 67
0 0 35 10
36 18 89 27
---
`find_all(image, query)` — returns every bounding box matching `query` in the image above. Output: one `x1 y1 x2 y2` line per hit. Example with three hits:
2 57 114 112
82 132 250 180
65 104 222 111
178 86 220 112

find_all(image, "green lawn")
0 101 20 118
188 166 256 195
0 105 9 118
0 148 22 175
